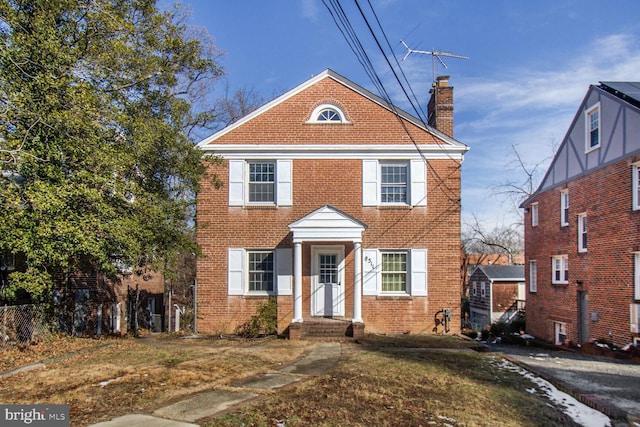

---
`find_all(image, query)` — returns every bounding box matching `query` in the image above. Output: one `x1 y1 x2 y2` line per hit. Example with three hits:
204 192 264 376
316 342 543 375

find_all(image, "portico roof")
288 205 366 243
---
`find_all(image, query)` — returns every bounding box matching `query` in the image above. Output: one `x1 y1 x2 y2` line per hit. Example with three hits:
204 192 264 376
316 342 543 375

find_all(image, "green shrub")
235 297 277 338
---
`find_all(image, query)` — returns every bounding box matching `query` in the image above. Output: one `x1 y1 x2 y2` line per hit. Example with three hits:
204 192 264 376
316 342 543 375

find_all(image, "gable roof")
197 68 468 151
521 80 640 207
472 265 524 281
288 204 367 243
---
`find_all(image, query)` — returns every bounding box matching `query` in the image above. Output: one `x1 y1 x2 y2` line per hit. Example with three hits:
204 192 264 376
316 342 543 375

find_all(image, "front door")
311 246 345 317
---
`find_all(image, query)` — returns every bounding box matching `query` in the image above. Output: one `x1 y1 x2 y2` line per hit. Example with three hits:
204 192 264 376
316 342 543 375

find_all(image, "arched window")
308 103 348 123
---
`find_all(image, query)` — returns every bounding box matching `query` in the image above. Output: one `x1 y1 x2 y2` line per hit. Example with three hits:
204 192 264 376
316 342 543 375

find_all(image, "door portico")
288 205 366 324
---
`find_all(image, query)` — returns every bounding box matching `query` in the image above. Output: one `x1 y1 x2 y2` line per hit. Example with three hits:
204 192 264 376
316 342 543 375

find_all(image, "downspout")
489 279 494 328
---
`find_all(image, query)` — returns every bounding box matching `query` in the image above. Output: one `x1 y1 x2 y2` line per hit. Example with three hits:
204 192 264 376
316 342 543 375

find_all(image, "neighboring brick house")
521 81 640 347
195 70 468 339
468 265 524 331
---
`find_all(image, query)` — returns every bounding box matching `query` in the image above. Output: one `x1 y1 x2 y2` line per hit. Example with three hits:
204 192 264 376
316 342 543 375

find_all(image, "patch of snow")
96 379 116 388
520 334 535 339
495 359 611 427
595 342 610 349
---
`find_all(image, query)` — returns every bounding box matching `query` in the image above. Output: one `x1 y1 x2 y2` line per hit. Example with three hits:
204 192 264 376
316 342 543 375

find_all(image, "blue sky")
180 0 640 230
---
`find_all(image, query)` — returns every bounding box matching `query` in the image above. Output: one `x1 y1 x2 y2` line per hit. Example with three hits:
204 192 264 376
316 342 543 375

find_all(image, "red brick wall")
524 158 640 346
196 76 463 336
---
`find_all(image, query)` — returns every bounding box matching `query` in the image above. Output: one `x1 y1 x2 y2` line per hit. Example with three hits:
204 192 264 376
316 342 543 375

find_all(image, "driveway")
490 343 640 425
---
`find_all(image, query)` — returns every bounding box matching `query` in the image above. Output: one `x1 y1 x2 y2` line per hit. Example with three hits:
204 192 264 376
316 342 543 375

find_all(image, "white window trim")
362 159 426 207
228 159 292 207
362 248 427 296
480 281 486 298
577 213 587 253
633 163 640 211
560 190 569 227
228 248 292 296
472 281 477 296
634 253 640 300
585 103 601 153
552 255 569 285
529 260 537 293
307 103 349 124
531 203 539 227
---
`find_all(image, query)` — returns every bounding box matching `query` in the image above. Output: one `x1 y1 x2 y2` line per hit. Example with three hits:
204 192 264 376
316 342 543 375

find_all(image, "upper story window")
560 190 569 227
529 260 537 292
248 161 275 203
633 164 640 211
362 159 426 207
228 159 292 207
585 103 600 152
531 203 539 227
308 103 348 123
380 162 408 204
480 281 486 298
552 255 568 284
577 213 587 253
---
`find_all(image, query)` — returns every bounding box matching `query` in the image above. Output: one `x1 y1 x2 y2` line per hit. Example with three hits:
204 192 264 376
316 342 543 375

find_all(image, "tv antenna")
400 40 469 82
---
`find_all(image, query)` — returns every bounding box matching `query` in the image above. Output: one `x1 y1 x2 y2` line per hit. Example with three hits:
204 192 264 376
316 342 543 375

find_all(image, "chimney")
427 75 454 138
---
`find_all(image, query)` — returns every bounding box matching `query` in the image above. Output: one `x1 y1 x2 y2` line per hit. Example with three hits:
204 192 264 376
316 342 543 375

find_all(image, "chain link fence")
1 304 51 347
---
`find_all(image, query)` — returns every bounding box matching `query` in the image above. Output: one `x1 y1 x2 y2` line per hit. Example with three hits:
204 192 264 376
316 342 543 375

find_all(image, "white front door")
311 246 345 317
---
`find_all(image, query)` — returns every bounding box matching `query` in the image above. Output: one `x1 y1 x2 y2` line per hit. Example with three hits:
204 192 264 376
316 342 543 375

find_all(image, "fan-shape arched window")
308 103 348 123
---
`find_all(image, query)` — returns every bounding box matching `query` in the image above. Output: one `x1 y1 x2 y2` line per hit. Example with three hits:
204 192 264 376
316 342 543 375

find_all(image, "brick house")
195 70 468 339
521 81 640 347
468 265 524 331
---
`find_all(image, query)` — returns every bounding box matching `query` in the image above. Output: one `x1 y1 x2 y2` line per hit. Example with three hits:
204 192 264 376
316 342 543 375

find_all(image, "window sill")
376 294 412 300
243 204 279 210
376 205 412 210
242 293 274 299
551 282 569 288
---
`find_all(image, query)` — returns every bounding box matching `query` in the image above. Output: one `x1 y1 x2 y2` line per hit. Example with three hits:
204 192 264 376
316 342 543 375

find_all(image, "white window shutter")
276 159 293 206
362 249 380 295
276 248 293 296
362 160 379 206
228 248 244 295
410 249 428 296
410 159 427 206
228 160 245 206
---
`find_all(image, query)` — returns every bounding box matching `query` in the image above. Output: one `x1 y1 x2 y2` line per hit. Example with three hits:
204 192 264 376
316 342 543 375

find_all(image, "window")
248 161 275 203
308 103 347 123
472 281 477 296
633 164 640 211
554 321 567 345
585 103 600 151
381 252 407 293
480 282 486 298
529 261 537 292
228 159 292 207
560 190 569 227
577 213 587 253
380 162 408 204
248 251 274 292
552 255 568 284
635 253 640 300
228 248 291 296
531 203 539 227
362 160 426 207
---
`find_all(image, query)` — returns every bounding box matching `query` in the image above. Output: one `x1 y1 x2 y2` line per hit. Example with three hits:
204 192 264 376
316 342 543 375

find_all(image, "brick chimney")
427 75 454 138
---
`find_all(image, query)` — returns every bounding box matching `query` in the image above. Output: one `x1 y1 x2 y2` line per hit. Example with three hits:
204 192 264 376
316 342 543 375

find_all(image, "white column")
353 242 363 323
293 241 303 323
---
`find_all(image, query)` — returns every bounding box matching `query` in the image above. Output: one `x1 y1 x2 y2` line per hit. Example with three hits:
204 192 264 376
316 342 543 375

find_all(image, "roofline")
471 265 525 281
196 68 468 151
521 81 640 208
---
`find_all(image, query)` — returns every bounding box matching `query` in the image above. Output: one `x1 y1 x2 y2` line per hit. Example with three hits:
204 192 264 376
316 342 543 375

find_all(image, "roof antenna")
401 40 469 82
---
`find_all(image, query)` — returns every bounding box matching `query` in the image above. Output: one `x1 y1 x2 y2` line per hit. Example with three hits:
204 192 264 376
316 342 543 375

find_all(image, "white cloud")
456 32 640 229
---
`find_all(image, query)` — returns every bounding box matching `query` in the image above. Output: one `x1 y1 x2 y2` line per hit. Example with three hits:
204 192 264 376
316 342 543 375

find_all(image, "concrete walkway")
88 341 341 427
